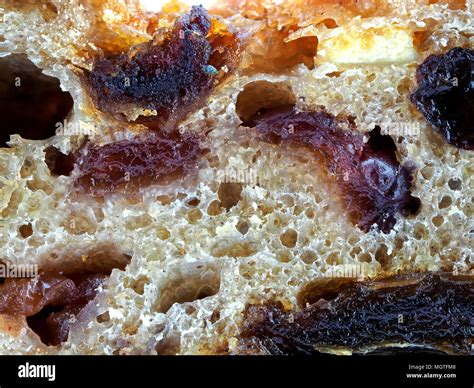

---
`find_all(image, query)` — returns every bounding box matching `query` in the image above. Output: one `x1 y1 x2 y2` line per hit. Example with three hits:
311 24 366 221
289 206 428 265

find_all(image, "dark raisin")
74 131 201 195
410 47 474 150
248 107 420 233
239 273 474 355
88 6 240 131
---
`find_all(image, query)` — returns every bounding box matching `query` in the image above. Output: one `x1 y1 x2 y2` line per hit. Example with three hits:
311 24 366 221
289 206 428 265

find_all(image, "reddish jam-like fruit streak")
75 132 201 195
0 272 107 346
248 107 420 233
240 273 474 355
410 47 474 150
88 6 240 130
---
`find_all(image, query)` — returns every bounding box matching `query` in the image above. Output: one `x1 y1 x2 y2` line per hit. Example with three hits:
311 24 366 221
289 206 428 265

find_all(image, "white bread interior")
0 0 472 354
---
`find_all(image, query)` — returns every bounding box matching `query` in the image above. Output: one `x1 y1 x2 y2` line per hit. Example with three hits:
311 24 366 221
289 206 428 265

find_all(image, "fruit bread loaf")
0 0 472 355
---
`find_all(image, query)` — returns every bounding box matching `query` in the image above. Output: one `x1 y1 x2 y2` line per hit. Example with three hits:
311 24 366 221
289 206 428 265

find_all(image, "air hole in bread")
236 81 296 124
413 222 429 240
60 211 97 235
350 246 362 258
439 195 452 209
242 274 474 355
87 6 240 131
301 249 317 264
153 263 221 314
156 194 175 206
156 227 171 240
358 252 372 263
125 214 153 230
207 199 222 216
1 189 22 218
280 229 298 248
210 309 221 324
187 197 201 207
19 158 35 178
396 77 412 95
420 165 434 180
298 277 356 308
320 18 338 29
326 71 342 78
124 275 149 296
39 245 131 276
26 178 53 195
217 182 243 211
96 311 110 324
367 73 376 82
0 54 73 147
236 219 250 235
326 252 342 265
207 154 220 168
432 215 444 227
448 177 462 191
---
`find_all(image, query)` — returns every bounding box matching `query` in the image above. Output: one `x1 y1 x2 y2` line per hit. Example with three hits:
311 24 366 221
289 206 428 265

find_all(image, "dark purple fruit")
239 273 474 355
248 107 420 233
410 47 474 150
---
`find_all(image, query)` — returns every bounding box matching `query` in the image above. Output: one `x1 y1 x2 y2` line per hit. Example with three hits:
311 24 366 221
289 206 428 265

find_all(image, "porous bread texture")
0 0 472 354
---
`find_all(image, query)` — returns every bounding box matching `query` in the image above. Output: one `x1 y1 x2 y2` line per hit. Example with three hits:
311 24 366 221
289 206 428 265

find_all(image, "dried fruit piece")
0 273 75 317
241 24 318 74
88 6 240 130
410 47 474 150
248 107 420 233
27 274 107 346
0 272 107 346
239 273 474 355
75 131 201 195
